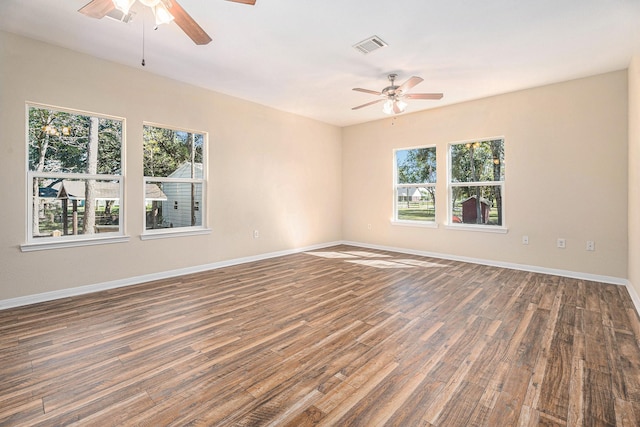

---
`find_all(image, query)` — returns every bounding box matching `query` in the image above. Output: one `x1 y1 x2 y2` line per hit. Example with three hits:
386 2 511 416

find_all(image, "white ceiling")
1 0 639 127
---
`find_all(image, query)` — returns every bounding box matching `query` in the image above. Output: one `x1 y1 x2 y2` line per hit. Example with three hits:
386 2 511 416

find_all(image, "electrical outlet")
522 235 529 245
253 230 259 239
557 238 566 249
586 240 595 251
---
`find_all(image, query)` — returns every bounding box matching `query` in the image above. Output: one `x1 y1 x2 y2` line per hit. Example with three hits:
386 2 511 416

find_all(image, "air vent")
353 36 388 54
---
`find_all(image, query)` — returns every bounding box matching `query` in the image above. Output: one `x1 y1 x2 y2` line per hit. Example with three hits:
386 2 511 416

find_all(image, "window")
26 104 124 245
449 138 505 228
143 124 207 235
394 146 436 224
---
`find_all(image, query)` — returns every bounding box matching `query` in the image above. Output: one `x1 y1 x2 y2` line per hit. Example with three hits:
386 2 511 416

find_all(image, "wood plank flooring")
2 244 640 426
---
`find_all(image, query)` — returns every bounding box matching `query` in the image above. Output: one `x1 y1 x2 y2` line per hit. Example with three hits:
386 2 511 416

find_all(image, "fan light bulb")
383 99 394 115
153 2 175 25
113 0 136 14
139 0 161 7
382 99 407 115
113 0 173 26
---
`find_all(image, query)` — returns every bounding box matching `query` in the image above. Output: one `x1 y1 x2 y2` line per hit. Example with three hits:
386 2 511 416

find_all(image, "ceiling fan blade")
405 93 444 100
78 0 115 19
353 88 382 96
352 99 385 110
398 76 424 93
226 0 257 4
168 0 212 45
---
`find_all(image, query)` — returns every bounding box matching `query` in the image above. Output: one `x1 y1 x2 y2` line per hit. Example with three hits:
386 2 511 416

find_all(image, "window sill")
21 235 130 252
444 224 508 234
391 220 438 229
140 228 212 240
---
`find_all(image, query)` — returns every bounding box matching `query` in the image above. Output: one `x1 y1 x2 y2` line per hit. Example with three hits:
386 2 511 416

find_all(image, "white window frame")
392 145 437 228
141 122 210 240
21 103 128 252
446 137 507 233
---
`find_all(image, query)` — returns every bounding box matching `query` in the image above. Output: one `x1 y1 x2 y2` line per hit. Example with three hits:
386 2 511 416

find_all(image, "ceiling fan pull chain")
141 15 146 66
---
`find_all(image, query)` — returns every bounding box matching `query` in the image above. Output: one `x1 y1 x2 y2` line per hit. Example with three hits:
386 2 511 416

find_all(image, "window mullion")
31 172 122 181
145 177 203 184
395 182 434 189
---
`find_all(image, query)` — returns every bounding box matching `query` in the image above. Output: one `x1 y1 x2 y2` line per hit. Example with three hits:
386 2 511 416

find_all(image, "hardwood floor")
1 245 640 426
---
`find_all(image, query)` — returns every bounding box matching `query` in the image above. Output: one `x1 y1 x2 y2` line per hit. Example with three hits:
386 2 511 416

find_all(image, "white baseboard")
625 281 640 317
341 240 628 286
0 241 342 310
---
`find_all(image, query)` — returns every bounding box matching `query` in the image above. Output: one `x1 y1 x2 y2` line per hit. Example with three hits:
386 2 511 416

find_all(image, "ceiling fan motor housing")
383 74 401 97
382 86 400 97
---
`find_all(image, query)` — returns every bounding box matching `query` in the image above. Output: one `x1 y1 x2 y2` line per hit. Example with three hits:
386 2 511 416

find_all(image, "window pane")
451 185 503 226
144 125 204 178
397 186 435 222
145 181 203 229
28 107 122 175
397 147 436 184
450 139 504 183
32 177 121 238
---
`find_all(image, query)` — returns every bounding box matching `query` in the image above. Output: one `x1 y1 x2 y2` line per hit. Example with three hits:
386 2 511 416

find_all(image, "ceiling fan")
352 74 443 114
78 0 256 45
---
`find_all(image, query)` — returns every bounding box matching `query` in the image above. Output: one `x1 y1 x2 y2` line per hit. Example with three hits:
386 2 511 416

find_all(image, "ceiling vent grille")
353 36 388 54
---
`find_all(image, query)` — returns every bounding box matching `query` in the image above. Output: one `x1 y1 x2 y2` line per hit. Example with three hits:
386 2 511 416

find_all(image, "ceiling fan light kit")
113 0 174 26
113 0 135 14
383 98 407 115
352 73 443 115
152 2 175 25
79 0 256 45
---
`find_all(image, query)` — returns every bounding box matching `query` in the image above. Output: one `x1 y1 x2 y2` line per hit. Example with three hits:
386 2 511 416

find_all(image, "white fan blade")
353 88 382 96
405 93 443 100
352 99 385 110
398 76 424 93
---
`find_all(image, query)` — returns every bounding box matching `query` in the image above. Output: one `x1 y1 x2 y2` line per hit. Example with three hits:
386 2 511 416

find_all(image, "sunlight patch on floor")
342 251 391 258
395 259 447 268
305 251 358 258
346 260 416 269
305 249 450 270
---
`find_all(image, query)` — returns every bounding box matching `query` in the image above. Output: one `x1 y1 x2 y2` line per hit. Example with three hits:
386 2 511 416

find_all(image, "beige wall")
0 32 342 301
342 71 629 279
629 56 640 293
0 30 633 303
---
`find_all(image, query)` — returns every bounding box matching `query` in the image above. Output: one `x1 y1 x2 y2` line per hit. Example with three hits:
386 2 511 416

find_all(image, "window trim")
23 103 127 250
20 235 130 252
393 145 437 226
142 122 209 238
446 137 507 232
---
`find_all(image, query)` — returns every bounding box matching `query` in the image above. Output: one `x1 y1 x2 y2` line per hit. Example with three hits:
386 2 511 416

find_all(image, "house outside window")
25 104 124 246
143 124 207 236
449 138 505 228
394 146 436 224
